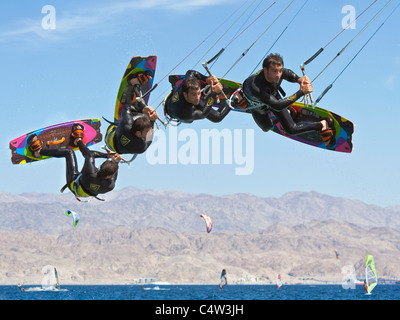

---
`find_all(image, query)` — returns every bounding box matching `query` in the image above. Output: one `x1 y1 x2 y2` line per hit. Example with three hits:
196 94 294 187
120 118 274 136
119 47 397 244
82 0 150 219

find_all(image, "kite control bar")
134 84 168 128
100 145 130 164
299 63 316 107
205 48 225 65
201 61 233 110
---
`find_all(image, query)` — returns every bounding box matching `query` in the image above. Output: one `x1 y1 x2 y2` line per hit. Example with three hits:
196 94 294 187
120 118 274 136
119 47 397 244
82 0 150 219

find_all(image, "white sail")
41 265 60 290
276 274 282 288
219 269 227 289
54 267 60 289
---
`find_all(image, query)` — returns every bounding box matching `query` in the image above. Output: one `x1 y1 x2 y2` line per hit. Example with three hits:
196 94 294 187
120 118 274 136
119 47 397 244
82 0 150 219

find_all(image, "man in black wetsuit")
28 124 122 200
164 70 231 124
105 71 158 155
242 53 335 146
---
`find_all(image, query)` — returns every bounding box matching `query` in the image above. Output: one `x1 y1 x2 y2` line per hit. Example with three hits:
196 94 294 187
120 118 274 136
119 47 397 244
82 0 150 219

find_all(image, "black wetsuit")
40 140 117 197
112 105 153 154
165 70 231 123
109 72 154 154
243 69 322 134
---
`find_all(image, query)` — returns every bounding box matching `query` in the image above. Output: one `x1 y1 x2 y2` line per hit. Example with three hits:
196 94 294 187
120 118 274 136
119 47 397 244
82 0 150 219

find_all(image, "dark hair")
262 53 284 69
182 78 201 93
132 115 152 133
98 160 119 178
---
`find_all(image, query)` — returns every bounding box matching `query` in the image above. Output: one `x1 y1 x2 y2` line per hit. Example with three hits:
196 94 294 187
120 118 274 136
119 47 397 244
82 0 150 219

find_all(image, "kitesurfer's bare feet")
236 92 243 103
27 134 42 158
321 120 329 131
233 91 246 109
70 124 84 146
320 117 336 147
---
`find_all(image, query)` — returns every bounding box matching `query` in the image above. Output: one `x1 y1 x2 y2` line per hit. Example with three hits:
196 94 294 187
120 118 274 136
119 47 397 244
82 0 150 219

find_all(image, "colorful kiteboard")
9 119 102 164
114 55 157 122
168 75 353 153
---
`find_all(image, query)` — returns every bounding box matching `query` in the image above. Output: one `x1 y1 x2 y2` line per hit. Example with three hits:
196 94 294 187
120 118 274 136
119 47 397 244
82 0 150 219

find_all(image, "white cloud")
0 0 236 43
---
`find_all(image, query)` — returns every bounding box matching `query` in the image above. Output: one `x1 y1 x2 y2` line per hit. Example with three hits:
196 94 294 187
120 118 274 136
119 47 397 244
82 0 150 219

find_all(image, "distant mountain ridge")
1 187 399 234
2 188 400 284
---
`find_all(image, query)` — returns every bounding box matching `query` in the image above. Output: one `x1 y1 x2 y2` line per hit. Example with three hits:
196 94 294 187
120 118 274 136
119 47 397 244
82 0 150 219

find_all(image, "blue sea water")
1 284 398 318
1 284 399 300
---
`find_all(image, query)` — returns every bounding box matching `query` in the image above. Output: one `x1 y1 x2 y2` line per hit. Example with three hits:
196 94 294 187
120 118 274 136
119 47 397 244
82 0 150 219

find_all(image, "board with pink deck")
9 119 102 164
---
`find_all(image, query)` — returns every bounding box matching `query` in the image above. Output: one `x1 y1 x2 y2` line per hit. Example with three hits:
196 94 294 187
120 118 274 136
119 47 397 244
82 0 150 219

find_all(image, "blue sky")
1 0 399 207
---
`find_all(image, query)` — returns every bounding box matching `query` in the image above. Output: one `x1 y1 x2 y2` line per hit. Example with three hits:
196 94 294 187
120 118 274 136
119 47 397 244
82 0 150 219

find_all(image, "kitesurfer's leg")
251 108 275 132
275 108 324 135
77 140 97 176
27 133 79 187
40 148 79 184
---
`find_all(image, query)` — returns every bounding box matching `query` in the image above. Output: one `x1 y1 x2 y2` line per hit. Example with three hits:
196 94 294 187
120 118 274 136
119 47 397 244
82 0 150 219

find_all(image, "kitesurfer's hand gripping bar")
299 47 325 107
201 62 234 110
100 145 129 164
299 63 315 107
134 84 168 128
201 48 233 105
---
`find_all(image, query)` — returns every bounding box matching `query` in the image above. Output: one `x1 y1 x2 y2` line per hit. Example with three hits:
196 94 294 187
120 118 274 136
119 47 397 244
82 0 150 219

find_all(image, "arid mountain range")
1 187 399 285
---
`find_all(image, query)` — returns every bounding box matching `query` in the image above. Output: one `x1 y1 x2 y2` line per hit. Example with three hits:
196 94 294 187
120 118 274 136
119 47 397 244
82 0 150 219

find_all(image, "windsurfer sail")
276 274 283 288
41 265 61 290
219 269 227 289
54 267 60 289
364 255 377 294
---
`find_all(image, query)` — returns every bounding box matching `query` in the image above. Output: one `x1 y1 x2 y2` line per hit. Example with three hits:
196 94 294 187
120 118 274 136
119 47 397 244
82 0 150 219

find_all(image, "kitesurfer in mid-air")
164 70 231 124
241 53 335 146
27 124 122 200
105 71 158 155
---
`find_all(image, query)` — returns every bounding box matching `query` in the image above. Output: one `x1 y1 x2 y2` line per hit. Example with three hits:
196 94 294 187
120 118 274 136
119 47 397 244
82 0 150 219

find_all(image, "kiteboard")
114 55 157 122
9 119 102 165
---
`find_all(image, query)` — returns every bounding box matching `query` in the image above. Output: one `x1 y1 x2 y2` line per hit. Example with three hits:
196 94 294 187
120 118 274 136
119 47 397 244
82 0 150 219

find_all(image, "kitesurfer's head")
263 53 284 84
132 116 153 141
182 78 201 105
98 160 119 180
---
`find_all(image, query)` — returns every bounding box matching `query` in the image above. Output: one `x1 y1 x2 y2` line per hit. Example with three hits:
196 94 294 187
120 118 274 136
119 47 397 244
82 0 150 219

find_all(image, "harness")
60 173 105 202
163 91 181 126
162 84 218 126
104 124 117 153
104 113 147 150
